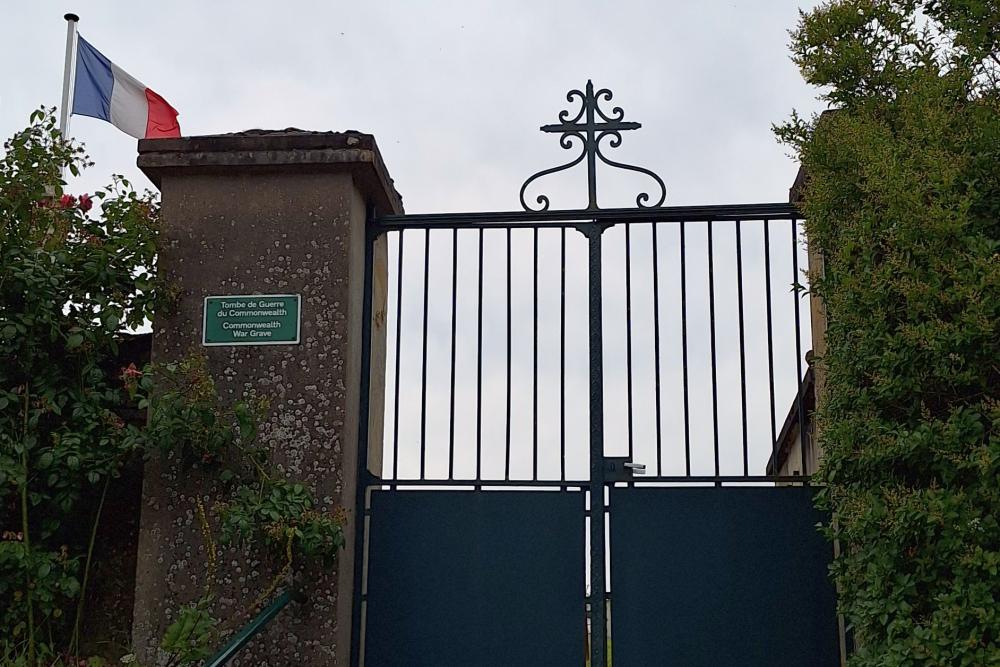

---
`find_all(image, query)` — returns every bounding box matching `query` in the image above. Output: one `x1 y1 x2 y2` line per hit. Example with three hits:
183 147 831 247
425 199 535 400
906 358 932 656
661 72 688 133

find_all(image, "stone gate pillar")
131 131 400 665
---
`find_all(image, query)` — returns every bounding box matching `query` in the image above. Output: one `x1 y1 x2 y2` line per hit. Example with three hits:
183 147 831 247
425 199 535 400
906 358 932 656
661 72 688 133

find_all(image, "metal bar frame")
351 201 809 667
204 589 306 667
375 202 799 227
350 207 378 667
584 221 609 667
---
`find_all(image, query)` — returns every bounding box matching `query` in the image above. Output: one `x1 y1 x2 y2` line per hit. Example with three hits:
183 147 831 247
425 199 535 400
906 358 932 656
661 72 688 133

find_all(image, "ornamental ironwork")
519 80 667 212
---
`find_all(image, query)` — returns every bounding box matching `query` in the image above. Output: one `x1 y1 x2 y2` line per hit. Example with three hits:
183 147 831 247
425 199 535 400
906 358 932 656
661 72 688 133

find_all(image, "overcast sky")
4 1 824 209
4 1 827 482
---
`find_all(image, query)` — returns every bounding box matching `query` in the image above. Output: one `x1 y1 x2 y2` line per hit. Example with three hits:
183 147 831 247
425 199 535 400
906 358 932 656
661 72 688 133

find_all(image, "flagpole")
59 13 79 138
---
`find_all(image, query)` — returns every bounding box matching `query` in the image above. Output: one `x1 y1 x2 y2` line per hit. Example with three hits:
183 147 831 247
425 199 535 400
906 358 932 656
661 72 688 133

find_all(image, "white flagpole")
59 13 79 138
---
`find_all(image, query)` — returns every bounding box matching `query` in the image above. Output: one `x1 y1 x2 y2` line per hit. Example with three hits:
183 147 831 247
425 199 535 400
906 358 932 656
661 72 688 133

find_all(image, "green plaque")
203 294 301 346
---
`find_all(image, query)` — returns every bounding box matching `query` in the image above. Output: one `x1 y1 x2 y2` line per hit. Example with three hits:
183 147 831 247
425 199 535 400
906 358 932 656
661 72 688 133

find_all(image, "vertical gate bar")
651 222 663 477
792 218 808 477
505 227 512 481
586 223 608 667
624 225 635 469
533 227 539 481
586 84 599 210
419 230 431 480
448 228 458 480
560 227 567 484
391 230 404 484
735 220 749 477
350 212 376 667
764 219 779 473
476 229 484 486
680 221 692 476
707 220 720 483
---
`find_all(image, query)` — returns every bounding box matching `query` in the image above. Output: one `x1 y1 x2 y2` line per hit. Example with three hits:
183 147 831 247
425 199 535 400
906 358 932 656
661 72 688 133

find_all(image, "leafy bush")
219 480 346 567
1 108 159 663
158 598 219 666
137 354 268 466
776 1 999 664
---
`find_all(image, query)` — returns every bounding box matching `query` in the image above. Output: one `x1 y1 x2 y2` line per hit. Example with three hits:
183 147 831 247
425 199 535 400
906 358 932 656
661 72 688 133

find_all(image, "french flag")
72 35 180 139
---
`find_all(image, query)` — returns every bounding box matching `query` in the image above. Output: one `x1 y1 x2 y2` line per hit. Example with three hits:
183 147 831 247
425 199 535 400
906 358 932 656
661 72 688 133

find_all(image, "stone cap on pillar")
137 129 404 215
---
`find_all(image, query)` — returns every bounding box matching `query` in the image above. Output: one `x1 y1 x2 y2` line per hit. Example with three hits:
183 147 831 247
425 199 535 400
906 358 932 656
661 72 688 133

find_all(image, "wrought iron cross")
519 80 666 212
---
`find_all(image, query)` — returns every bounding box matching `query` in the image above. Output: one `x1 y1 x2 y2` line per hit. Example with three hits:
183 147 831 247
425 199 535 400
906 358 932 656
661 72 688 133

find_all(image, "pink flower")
120 362 143 381
78 193 93 212
59 194 76 208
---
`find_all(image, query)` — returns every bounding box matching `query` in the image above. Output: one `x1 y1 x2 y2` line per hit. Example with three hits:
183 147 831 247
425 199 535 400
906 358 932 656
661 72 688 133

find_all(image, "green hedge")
776 1 999 664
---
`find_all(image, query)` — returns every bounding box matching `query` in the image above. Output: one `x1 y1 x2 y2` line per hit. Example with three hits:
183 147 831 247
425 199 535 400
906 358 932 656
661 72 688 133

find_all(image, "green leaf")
102 311 119 331
66 333 84 349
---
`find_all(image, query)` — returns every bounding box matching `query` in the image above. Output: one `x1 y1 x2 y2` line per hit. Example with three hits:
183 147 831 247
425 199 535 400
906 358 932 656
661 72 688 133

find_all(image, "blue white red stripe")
72 35 180 139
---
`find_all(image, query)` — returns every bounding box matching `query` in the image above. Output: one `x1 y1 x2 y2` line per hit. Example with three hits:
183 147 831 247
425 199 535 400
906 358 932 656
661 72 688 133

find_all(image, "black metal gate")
351 83 840 666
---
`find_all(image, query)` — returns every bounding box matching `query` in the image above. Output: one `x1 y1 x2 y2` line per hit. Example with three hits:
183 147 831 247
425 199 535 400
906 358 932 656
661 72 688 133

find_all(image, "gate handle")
624 461 646 475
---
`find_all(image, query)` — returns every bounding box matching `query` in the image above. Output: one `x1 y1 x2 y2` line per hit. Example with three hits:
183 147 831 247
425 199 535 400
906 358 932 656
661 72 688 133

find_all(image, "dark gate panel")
364 490 586 667
609 487 838 667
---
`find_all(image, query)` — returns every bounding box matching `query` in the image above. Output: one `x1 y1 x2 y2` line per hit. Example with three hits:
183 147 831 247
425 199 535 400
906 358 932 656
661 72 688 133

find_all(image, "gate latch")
604 457 646 482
